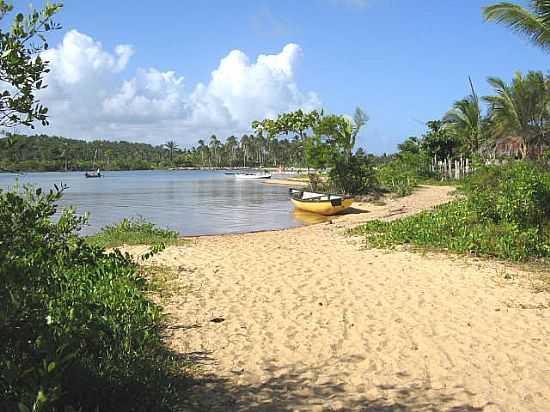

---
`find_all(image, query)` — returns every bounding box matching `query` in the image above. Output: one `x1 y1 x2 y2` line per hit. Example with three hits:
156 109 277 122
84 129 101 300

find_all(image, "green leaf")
47 361 57 373
18 403 31 412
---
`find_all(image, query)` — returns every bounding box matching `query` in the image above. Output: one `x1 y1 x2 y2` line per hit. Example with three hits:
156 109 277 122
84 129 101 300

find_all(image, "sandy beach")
127 186 550 411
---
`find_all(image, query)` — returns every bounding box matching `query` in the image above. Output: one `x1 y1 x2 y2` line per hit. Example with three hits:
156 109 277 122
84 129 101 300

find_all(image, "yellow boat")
289 188 353 216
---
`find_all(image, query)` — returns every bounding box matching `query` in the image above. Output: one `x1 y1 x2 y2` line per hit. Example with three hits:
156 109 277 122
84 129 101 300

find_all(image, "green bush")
329 153 378 194
0 185 186 411
461 162 550 228
352 162 550 262
87 217 183 248
377 152 433 196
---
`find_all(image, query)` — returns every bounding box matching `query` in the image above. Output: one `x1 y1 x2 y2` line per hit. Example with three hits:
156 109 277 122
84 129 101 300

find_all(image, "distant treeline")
0 134 179 172
0 133 379 172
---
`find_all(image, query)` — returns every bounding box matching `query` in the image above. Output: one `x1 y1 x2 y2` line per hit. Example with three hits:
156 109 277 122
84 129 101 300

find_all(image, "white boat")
234 172 272 179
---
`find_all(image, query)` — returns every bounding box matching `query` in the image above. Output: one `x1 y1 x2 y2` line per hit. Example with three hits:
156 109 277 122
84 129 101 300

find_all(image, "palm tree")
165 140 178 163
209 135 221 167
484 71 549 158
483 1 550 51
443 78 484 155
240 134 250 167
352 107 369 152
197 139 206 166
225 136 238 167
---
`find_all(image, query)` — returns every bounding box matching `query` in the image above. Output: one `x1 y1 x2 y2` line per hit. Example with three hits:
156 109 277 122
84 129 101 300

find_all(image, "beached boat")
289 188 353 216
234 172 272 179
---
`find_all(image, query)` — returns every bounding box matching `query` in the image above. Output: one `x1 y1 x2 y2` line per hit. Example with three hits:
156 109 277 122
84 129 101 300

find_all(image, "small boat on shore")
234 172 272 179
289 188 353 216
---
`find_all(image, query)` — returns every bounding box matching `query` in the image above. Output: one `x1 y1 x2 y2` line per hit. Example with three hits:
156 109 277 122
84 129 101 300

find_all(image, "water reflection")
292 209 330 225
0 170 323 236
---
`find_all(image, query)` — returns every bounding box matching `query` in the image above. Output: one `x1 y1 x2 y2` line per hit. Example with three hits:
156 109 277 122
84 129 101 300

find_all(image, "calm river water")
0 170 326 236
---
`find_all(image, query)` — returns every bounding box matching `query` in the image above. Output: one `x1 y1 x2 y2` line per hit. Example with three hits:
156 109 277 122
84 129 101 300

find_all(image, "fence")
430 156 473 180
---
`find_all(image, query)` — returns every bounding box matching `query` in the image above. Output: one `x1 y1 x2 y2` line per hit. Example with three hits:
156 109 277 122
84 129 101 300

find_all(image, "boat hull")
291 197 353 216
234 173 272 179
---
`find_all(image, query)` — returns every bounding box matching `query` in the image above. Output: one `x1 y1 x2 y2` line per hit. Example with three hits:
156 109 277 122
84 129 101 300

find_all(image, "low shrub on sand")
352 162 550 263
0 186 187 411
87 217 185 248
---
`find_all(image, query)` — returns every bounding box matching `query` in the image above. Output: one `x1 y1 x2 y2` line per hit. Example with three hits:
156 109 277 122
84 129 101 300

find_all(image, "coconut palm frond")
443 83 484 153
483 1 550 50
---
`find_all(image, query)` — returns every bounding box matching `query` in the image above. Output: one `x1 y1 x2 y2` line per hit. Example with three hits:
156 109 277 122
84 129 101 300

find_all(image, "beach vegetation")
0 185 187 411
377 152 434 196
87 217 185 248
352 162 550 262
329 150 377 194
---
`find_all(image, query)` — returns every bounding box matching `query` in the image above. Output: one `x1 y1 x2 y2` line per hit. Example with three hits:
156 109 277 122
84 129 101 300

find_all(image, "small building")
492 136 547 159
494 136 524 159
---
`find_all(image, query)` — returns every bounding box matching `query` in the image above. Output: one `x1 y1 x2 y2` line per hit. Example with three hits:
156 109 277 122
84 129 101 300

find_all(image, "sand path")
129 186 550 411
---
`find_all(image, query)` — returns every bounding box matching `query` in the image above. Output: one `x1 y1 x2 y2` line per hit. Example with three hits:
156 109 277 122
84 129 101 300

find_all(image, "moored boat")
234 172 272 179
289 188 353 216
85 168 102 178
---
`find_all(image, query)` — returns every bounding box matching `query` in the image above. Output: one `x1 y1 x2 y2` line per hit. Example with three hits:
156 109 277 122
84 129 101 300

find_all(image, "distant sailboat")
85 149 102 178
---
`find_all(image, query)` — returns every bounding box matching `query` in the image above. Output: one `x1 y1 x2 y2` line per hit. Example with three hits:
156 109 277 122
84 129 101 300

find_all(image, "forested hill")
0 132 328 172
0 134 184 172
0 132 375 172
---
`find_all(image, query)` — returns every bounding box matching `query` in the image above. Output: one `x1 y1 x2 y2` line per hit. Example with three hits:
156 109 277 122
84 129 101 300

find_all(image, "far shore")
0 166 316 174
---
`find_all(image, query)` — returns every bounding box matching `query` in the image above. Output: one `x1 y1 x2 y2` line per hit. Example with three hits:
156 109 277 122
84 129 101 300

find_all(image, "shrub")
307 173 331 192
0 185 185 411
461 162 550 228
352 162 550 262
329 153 378 194
377 152 433 196
87 217 183 248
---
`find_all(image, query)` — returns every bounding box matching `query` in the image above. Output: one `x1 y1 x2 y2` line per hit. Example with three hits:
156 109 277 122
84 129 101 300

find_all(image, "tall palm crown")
483 1 550 50
443 79 484 153
483 71 549 158
164 140 178 162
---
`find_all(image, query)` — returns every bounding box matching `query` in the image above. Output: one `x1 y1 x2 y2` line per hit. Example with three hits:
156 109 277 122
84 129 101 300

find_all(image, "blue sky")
26 0 549 153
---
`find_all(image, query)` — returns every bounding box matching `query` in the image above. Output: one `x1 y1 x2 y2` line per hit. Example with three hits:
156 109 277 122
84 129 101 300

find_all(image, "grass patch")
142 265 188 302
88 217 187 248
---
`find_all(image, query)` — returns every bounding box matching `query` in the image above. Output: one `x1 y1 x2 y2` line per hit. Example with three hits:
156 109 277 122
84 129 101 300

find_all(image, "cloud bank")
34 30 320 144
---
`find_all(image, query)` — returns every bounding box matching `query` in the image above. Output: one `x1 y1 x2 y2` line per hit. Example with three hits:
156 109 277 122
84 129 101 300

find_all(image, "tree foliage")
421 120 463 159
443 78 485 154
0 134 180 171
0 185 185 411
0 1 62 128
484 71 549 158
483 0 550 51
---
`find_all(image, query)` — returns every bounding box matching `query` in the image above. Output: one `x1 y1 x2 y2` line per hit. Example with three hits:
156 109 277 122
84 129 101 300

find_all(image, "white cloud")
34 30 320 144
